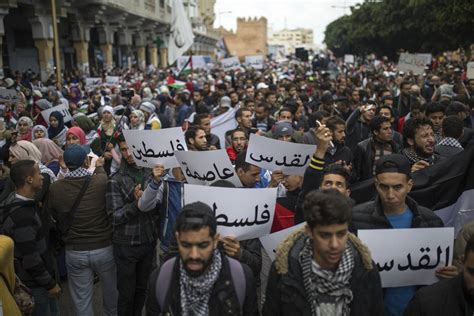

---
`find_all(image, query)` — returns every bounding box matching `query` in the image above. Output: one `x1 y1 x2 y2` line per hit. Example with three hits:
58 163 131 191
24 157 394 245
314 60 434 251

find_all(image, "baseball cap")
256 82 269 90
219 96 231 109
274 121 294 137
64 144 89 170
375 154 411 177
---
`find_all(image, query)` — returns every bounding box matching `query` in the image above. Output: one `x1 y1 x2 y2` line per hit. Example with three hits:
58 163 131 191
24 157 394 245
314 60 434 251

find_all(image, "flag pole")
51 0 61 84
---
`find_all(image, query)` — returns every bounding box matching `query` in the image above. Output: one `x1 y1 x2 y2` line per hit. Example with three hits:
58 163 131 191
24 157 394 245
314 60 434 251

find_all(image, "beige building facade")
218 17 267 59
0 0 219 80
268 27 314 55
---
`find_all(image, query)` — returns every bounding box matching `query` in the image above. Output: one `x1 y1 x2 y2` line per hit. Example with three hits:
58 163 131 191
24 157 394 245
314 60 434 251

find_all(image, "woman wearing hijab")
0 140 56 206
97 105 120 174
48 111 68 148
129 109 146 130
56 127 99 180
15 116 33 141
33 138 64 176
32 125 49 140
74 114 97 144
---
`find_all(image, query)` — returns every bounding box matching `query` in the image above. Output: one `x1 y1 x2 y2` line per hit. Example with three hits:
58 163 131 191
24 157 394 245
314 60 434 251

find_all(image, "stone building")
268 27 314 55
218 17 267 59
0 0 219 80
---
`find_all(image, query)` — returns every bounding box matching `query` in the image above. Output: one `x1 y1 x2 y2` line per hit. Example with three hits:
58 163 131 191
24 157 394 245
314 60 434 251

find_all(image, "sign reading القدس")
358 227 454 288
246 134 316 175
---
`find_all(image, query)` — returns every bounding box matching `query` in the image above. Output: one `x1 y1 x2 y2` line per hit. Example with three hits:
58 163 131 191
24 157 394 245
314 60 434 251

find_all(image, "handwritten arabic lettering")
376 246 450 272
184 162 235 182
132 139 185 162
249 153 310 167
212 203 271 227
399 54 426 68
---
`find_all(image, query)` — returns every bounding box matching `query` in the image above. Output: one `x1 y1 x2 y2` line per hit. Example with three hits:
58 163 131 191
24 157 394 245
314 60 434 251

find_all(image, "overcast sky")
214 0 361 46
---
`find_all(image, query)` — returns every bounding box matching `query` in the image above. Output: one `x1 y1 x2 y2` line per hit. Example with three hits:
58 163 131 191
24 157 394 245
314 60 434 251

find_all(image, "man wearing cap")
146 201 258 315
350 154 456 316
274 121 294 142
139 101 161 130
48 145 118 315
213 96 232 116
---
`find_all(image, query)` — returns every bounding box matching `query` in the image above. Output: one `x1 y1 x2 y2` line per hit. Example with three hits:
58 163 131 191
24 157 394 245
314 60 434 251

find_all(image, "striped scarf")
300 237 354 316
179 249 222 316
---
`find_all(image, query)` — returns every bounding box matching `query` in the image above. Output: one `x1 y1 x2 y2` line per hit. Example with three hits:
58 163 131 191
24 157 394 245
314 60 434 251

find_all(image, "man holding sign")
350 154 450 316
263 190 384 316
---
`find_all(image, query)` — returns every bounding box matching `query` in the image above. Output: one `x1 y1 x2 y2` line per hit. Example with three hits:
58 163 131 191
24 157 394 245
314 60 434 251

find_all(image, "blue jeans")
30 287 60 316
65 245 118 316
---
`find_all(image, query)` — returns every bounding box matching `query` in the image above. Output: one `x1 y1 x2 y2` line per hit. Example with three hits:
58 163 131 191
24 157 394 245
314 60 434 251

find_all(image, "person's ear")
407 178 414 192
407 137 414 147
213 233 220 249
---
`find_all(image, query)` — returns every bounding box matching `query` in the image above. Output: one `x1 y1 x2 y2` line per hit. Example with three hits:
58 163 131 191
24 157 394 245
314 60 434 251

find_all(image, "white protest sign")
177 55 207 71
246 134 316 175
105 76 120 85
175 150 242 187
344 54 355 64
41 104 72 124
260 223 306 261
210 107 238 149
85 77 102 87
358 227 454 288
221 56 241 71
245 55 264 69
398 53 426 75
0 89 19 103
416 53 432 65
184 184 277 240
122 128 188 168
467 62 474 80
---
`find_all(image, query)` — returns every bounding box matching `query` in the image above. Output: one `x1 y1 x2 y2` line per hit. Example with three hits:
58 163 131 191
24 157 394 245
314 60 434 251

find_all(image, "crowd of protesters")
0 48 474 316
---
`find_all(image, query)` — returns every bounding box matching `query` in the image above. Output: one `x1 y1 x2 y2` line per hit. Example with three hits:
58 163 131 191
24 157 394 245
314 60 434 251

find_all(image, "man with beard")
226 129 248 163
404 237 474 315
146 202 258 315
401 118 443 173
185 127 208 151
107 138 158 316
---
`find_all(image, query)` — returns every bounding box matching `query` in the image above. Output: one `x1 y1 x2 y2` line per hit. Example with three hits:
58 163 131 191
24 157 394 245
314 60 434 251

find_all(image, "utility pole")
51 0 61 83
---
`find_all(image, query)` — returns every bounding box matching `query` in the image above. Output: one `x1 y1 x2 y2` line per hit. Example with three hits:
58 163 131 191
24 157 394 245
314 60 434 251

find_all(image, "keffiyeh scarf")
65 167 92 178
437 137 463 149
300 237 354 316
179 249 222 316
401 148 435 165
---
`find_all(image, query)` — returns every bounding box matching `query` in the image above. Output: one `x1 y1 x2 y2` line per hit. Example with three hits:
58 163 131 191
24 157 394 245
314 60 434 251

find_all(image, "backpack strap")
156 257 176 309
227 256 246 309
154 256 246 311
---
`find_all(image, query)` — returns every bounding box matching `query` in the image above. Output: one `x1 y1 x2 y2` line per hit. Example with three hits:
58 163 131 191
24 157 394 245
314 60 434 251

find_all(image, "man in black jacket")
1 160 61 315
350 154 455 316
146 202 258 315
263 189 384 316
353 116 400 182
404 237 474 316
